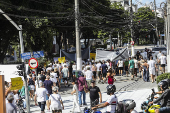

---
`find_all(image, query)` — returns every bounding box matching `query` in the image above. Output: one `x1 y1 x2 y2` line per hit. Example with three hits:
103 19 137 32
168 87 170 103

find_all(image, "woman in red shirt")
105 68 116 84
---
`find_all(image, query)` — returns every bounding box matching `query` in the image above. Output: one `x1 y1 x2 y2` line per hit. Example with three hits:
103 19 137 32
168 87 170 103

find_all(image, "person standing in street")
35 82 50 113
134 57 139 77
101 61 108 83
6 93 17 113
77 72 88 106
70 79 81 113
84 80 102 112
27 74 35 100
84 67 94 87
96 61 102 82
117 59 124 76
124 59 129 77
148 56 157 83
129 57 135 80
43 75 53 111
159 53 167 74
91 63 97 80
49 87 64 113
61 65 70 87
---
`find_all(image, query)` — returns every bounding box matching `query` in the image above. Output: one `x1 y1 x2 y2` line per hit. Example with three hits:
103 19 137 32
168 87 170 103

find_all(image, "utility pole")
109 34 112 50
167 0 170 72
0 9 30 113
75 0 82 71
130 0 135 57
154 0 159 46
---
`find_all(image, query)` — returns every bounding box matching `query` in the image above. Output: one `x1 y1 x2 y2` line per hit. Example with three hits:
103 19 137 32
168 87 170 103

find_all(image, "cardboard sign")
11 77 23 90
58 57 65 63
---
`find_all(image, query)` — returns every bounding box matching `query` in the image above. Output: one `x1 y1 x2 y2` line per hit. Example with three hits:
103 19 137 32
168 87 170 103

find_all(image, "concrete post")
75 0 82 71
167 1 170 72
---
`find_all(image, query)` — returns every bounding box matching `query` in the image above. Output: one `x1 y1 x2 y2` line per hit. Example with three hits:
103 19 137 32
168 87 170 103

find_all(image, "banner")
95 47 129 62
90 53 96 60
58 57 65 63
11 77 23 90
61 47 90 61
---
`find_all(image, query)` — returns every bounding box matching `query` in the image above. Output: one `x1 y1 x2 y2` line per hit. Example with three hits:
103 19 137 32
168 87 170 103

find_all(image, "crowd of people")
4 49 167 113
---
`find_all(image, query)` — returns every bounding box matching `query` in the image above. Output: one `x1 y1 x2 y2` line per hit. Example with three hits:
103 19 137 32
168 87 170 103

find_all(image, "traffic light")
16 63 24 76
16 63 24 70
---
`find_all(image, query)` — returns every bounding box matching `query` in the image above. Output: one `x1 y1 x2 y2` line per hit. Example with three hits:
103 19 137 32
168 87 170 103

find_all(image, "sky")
133 0 166 8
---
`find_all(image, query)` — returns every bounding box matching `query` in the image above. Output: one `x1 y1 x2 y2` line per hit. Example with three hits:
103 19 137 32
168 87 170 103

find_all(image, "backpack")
28 78 34 85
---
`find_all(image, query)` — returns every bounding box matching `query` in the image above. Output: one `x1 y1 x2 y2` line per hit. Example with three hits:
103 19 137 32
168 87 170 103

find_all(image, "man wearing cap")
84 67 94 87
84 80 102 111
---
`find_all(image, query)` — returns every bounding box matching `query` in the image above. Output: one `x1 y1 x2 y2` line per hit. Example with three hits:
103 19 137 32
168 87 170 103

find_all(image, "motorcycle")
84 99 102 113
141 89 161 113
16 96 25 113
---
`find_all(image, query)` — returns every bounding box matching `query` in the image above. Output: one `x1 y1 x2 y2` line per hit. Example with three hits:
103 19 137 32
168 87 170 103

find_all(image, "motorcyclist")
124 99 138 113
92 84 118 113
148 80 170 113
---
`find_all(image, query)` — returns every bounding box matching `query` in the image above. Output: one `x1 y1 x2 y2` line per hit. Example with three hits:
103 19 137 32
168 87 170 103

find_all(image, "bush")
156 73 170 91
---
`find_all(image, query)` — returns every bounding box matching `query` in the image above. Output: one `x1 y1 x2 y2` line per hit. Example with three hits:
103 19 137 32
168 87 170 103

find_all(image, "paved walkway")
27 79 158 113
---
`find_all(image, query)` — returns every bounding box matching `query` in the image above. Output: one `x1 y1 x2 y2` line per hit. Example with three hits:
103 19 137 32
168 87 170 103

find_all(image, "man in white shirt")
159 53 167 74
148 56 157 83
71 79 81 113
34 82 49 113
50 69 58 84
96 61 102 81
84 67 94 87
133 57 139 77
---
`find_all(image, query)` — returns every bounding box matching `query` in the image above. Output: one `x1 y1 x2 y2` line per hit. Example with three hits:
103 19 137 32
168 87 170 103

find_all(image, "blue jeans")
21 96 26 108
78 91 86 105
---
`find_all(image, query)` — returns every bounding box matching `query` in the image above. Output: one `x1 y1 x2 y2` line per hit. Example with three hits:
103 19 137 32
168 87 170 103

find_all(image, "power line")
29 0 72 6
0 1 73 15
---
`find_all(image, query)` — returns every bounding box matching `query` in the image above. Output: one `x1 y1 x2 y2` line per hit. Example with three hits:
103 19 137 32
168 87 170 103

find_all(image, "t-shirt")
72 84 78 96
62 68 69 78
134 59 138 68
36 88 48 102
43 80 53 94
106 94 118 113
85 70 93 80
129 60 134 69
72 65 77 71
106 62 110 69
101 64 108 73
19 86 30 97
124 61 129 66
159 56 166 64
6 103 17 113
40 74 46 82
35 80 42 90
88 86 100 101
49 94 62 110
131 110 139 113
96 63 101 71
157 53 162 59
148 60 156 69
50 72 58 83
118 61 123 67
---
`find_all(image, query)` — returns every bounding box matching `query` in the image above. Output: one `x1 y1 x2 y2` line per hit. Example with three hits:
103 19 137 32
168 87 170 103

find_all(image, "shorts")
38 101 46 111
97 71 101 77
161 64 165 67
46 94 49 100
52 110 62 113
102 73 107 78
119 67 123 70
159 107 170 113
130 68 134 75
29 85 35 90
149 68 155 75
93 71 96 78
134 68 138 72
63 78 68 82
91 99 99 107
125 66 128 71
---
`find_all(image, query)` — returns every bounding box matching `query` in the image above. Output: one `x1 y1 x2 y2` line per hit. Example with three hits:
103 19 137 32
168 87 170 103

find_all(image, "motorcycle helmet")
158 80 169 90
123 99 136 111
106 84 116 95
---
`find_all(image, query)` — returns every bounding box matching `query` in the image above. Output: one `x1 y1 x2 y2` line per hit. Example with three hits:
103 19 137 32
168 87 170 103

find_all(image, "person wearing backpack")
27 74 35 100
92 84 118 113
